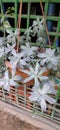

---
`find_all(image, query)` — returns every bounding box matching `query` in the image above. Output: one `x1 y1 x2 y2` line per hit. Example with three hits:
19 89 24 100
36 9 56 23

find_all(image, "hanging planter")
2 31 60 112
0 0 60 114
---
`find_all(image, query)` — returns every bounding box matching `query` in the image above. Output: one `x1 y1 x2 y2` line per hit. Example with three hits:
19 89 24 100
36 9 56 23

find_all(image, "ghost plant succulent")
0 17 60 112
0 70 22 91
29 82 56 111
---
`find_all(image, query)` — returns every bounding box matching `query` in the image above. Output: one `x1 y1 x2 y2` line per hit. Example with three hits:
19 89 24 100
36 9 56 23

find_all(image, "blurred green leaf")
55 78 60 86
56 88 60 99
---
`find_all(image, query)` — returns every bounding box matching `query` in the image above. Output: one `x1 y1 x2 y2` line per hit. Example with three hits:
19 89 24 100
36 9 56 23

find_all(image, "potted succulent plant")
0 15 60 112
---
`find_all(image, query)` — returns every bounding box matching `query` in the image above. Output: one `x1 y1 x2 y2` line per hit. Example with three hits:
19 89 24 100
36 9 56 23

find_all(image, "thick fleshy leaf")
42 82 56 95
40 59 47 65
11 49 17 56
15 28 19 35
10 61 17 70
31 46 38 51
47 87 57 95
3 21 11 28
13 75 22 81
4 83 10 91
0 80 4 86
47 63 52 69
34 77 39 87
12 68 16 77
50 57 58 65
32 85 39 91
35 62 40 75
45 95 56 104
0 48 4 57
6 29 13 34
39 75 48 81
38 48 58 70
23 75 33 83
38 53 46 58
4 70 9 80
40 99 46 111
38 68 46 76
18 51 25 58
42 83 50 94
29 93 38 101
19 59 27 65
10 79 19 87
33 20 37 26
21 69 31 75
46 48 55 56
9 56 16 61
5 44 15 54
29 67 34 73
21 45 26 50
21 42 37 59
